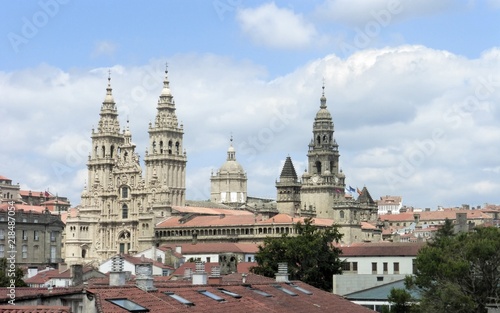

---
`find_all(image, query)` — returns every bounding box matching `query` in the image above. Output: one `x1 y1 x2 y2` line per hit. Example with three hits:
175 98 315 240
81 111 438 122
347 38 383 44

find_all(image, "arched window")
122 204 128 219
82 249 86 258
110 145 115 158
159 141 164 153
168 140 173 154
316 135 321 145
102 145 106 158
121 187 128 199
176 142 180 154
340 210 345 219
315 161 322 174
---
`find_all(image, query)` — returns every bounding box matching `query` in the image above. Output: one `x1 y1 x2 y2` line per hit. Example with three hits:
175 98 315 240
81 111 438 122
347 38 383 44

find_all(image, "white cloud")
91 41 117 58
236 2 318 49
2 45 500 210
316 0 457 26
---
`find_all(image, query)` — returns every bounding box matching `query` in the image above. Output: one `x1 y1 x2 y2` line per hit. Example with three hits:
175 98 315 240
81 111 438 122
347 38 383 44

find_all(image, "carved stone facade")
65 68 186 265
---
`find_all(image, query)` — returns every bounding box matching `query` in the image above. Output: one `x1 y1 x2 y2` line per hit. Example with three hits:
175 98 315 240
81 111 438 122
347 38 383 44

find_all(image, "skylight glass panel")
217 288 242 298
287 283 313 295
164 292 195 306
107 299 149 312
273 284 298 296
198 290 225 302
246 286 272 297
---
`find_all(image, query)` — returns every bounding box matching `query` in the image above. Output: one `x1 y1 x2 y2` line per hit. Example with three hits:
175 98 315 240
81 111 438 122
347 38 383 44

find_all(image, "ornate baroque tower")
144 67 187 207
275 156 301 216
210 138 247 207
300 86 346 219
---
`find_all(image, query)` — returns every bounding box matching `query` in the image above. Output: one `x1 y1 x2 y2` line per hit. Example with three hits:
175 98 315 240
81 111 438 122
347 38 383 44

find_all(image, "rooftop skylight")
107 299 149 312
164 292 195 306
198 289 225 302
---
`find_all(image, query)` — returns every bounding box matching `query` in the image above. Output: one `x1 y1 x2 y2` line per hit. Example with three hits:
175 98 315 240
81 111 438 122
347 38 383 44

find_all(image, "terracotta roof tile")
87 279 374 313
340 242 425 257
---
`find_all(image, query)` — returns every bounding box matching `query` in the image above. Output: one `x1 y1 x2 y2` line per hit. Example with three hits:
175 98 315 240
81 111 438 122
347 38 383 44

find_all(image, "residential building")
0 202 64 267
377 195 403 215
0 175 20 203
333 242 425 296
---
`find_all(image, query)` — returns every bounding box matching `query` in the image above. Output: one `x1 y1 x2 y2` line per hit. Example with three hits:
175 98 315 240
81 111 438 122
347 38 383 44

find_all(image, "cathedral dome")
219 160 244 173
315 107 332 120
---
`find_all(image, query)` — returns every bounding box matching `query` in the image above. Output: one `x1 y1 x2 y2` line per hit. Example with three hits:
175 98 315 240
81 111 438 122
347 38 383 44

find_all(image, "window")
273 284 297 296
394 262 400 274
0 229 4 240
383 262 388 273
122 205 128 219
206 257 211 263
341 262 351 271
198 290 225 302
0 245 4 258
286 283 312 295
50 246 56 261
217 288 242 298
352 262 358 272
119 243 125 254
107 299 149 312
121 187 128 199
371 262 377 274
22 230 27 241
164 292 194 306
34 230 39 241
340 211 344 219
22 245 27 259
246 286 272 297
50 231 56 242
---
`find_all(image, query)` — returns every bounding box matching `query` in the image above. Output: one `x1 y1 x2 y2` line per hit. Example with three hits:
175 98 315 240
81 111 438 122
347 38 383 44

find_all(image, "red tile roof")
0 287 83 303
162 242 259 255
87 279 374 313
120 254 174 269
171 206 253 216
0 175 11 181
379 209 492 222
0 203 47 214
340 242 425 257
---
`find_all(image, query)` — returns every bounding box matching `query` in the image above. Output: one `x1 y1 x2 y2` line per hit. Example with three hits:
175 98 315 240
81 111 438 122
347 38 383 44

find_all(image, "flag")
348 186 356 193
44 191 50 197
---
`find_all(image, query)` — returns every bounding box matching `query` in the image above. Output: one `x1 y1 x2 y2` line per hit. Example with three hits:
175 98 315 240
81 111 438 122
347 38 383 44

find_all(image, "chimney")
27 267 38 278
184 268 192 280
70 264 83 286
192 261 207 285
175 245 182 254
275 262 289 282
135 262 156 291
109 255 126 286
208 266 222 284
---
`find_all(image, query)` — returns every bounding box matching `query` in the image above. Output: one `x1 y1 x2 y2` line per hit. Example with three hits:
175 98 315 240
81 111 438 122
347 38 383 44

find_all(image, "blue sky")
1 0 500 210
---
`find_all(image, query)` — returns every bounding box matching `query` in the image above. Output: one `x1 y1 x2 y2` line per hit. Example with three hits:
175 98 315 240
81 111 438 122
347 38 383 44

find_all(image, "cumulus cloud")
236 2 318 49
316 0 457 26
2 45 500 209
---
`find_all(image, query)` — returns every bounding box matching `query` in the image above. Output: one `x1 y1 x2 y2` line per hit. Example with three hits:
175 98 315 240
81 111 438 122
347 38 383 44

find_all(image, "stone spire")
97 72 120 135
279 156 298 182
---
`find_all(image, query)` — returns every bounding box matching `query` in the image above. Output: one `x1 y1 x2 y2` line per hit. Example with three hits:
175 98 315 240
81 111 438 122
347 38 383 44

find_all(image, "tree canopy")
406 226 500 313
251 217 343 291
0 257 27 287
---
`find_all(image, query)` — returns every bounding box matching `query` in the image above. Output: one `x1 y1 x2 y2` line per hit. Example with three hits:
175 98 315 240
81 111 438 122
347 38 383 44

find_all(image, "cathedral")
65 68 186 265
65 68 380 266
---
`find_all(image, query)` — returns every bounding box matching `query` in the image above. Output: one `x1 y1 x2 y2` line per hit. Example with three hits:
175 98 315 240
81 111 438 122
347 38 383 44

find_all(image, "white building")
333 242 424 295
377 195 403 215
99 254 173 276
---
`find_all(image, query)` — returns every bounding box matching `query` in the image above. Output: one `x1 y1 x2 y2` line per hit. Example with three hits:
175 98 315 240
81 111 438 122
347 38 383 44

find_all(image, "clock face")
334 176 339 183
312 175 319 183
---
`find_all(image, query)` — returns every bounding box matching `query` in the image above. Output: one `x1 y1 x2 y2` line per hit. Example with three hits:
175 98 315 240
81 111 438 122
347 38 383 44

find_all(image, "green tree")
387 287 416 313
251 217 343 291
0 258 27 287
406 226 500 313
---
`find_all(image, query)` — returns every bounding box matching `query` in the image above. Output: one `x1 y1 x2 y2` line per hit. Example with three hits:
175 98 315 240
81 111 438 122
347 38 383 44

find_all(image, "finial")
108 69 111 86
230 132 233 144
165 62 168 74
322 77 325 96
